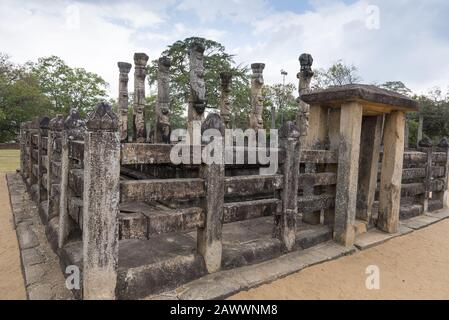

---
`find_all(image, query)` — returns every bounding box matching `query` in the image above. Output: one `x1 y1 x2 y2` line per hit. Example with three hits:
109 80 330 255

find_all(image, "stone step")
119 202 204 239
59 215 333 299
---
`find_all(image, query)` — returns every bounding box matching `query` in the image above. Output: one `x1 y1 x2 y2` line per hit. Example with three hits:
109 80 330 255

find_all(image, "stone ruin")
16 45 449 299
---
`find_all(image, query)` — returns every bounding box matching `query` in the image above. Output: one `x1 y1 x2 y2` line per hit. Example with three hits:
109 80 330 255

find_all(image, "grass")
0 149 20 174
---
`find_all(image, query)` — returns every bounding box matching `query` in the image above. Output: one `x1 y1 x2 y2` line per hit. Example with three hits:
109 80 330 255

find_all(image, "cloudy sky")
1 0 448 98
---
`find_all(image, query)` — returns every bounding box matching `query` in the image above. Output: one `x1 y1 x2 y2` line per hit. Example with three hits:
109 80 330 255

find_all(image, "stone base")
58 216 333 299
148 242 356 300
6 173 73 300
354 225 413 250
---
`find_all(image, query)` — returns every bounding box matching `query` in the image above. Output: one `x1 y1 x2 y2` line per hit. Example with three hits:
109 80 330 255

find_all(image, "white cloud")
176 0 272 23
1 0 448 102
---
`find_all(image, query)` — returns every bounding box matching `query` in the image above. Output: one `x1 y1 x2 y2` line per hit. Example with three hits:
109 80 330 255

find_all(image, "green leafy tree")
147 37 250 129
380 81 412 96
30 56 108 115
0 53 52 142
312 60 361 89
263 83 297 129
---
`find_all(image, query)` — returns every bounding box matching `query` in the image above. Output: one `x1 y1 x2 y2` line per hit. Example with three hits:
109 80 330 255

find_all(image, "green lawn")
0 149 20 173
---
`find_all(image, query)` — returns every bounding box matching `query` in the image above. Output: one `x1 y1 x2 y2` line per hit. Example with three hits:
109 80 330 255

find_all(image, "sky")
1 0 449 99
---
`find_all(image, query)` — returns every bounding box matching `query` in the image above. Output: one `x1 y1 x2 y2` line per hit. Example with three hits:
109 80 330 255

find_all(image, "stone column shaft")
378 111 405 234
47 115 64 220
118 62 132 142
133 53 149 143
155 57 171 143
197 114 225 273
334 102 363 246
82 103 120 300
356 115 383 223
275 122 301 252
188 43 206 140
249 63 265 130
219 72 232 129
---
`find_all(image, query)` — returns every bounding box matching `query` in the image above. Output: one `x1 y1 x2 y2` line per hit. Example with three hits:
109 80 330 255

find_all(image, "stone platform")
9 170 449 300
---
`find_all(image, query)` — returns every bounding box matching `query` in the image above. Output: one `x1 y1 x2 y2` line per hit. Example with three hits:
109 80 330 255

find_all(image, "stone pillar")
334 102 363 246
197 114 225 273
47 115 64 220
296 53 314 146
29 118 39 190
118 62 132 142
378 111 405 234
356 116 383 222
38 117 50 220
58 109 85 249
417 114 423 148
19 123 25 177
404 118 409 149
24 122 32 185
219 72 232 129
418 137 433 213
188 43 206 139
154 57 171 143
249 63 265 130
275 121 301 252
437 137 449 208
133 53 149 143
83 103 120 300
323 109 341 225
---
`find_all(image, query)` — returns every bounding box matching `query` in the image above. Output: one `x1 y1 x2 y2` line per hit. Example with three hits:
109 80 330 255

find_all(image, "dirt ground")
0 149 26 299
231 218 449 300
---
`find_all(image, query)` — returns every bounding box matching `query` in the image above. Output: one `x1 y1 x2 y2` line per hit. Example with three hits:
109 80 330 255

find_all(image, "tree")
147 37 250 129
0 53 52 142
30 56 108 115
263 83 297 129
312 60 361 89
380 81 412 96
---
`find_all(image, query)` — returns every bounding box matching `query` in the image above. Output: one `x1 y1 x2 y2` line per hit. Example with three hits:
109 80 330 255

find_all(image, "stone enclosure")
15 46 449 300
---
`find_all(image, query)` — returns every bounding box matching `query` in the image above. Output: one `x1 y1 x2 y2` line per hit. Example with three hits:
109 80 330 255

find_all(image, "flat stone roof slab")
301 84 419 112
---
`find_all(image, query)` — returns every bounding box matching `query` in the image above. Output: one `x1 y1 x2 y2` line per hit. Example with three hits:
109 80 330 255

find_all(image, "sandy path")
230 218 449 300
0 172 27 299
0 150 26 300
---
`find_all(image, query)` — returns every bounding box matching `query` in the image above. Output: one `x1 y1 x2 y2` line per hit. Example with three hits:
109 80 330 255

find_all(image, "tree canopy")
312 60 361 89
146 37 250 129
30 56 108 115
0 53 108 142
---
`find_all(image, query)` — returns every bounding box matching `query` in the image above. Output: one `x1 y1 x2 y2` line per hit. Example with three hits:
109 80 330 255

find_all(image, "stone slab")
6 173 74 300
425 209 449 220
17 223 39 250
149 241 355 300
401 214 441 230
22 248 45 267
354 225 412 250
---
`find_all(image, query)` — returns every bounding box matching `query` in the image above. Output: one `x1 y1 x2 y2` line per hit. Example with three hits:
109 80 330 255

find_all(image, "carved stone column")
47 115 64 221
154 57 171 143
118 62 132 142
58 109 85 249
133 53 149 143
197 114 225 273
83 103 120 300
219 72 232 129
296 53 314 146
37 117 50 220
188 43 206 140
249 63 265 130
275 121 301 252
